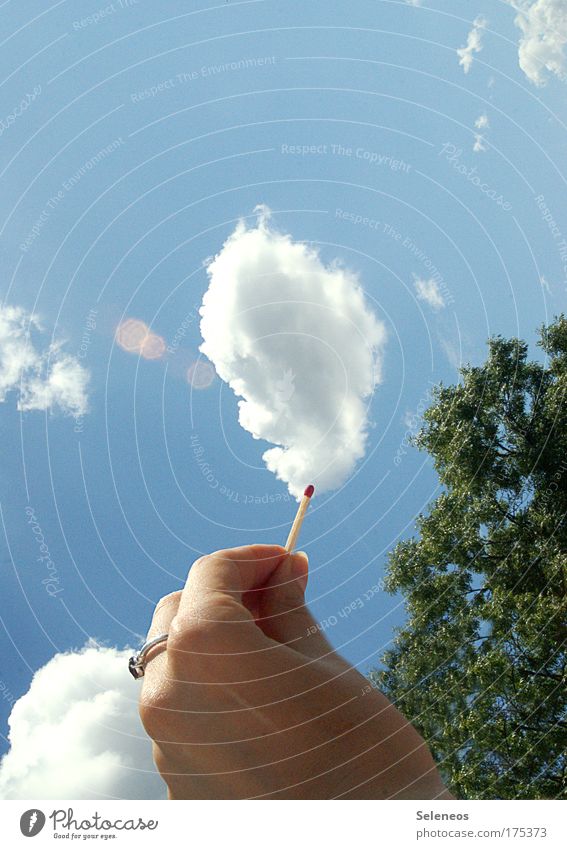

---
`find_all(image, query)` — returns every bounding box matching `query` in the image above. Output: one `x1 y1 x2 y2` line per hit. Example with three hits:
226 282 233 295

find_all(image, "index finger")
176 544 289 628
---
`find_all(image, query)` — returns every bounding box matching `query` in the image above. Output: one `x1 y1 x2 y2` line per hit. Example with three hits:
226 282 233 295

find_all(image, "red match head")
304 484 315 498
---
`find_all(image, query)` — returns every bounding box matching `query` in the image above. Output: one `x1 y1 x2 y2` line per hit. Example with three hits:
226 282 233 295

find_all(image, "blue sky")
0 0 566 797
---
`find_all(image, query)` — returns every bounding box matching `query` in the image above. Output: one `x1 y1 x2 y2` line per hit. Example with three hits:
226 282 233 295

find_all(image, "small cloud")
0 305 89 416
403 409 420 430
473 133 488 152
457 15 488 74
506 0 567 85
540 275 552 293
440 335 462 370
473 114 489 152
405 0 422 5
413 275 446 311
19 355 89 415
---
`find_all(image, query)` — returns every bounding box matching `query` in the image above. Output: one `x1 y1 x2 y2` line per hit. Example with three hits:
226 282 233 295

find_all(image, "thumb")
258 552 335 660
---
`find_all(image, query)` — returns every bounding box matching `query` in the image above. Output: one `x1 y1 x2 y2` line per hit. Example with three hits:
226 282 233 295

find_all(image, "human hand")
138 544 452 799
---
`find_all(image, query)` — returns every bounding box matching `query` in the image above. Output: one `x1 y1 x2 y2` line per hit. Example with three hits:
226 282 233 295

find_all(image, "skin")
139 544 454 800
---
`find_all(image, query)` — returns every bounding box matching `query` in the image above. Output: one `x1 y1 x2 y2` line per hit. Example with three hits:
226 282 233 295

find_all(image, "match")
284 484 315 552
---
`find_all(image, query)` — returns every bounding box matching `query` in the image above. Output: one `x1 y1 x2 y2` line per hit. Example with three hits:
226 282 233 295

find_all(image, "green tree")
373 317 567 799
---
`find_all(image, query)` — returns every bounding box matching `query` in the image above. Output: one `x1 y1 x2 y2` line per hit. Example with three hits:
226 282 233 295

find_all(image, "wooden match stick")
284 484 315 552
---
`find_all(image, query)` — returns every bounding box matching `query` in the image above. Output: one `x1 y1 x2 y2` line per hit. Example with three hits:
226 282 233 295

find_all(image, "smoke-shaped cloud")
413 275 446 311
0 643 166 800
199 207 386 500
457 16 487 74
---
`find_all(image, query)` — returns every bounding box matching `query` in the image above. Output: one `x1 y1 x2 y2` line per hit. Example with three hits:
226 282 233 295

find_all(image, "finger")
139 590 181 698
167 545 289 675
257 552 337 660
147 591 183 639
175 544 289 627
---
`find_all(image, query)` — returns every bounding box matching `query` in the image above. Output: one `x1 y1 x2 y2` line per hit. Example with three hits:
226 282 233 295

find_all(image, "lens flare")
115 319 147 352
186 360 216 389
140 333 166 360
115 319 165 360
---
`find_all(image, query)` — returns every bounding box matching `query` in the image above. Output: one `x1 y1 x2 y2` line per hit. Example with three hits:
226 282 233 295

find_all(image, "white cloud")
405 0 422 5
540 274 552 293
440 335 462 370
403 410 419 430
457 16 488 73
0 643 166 800
413 275 446 310
0 306 89 416
473 133 488 152
506 0 567 84
473 115 489 152
199 206 386 500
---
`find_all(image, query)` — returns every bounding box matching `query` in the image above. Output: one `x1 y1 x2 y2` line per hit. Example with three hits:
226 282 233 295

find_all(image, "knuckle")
190 553 214 572
152 590 182 618
138 686 175 739
186 554 217 583
167 614 220 656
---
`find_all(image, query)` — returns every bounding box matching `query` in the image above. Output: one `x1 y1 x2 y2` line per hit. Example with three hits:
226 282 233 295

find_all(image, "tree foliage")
373 317 567 799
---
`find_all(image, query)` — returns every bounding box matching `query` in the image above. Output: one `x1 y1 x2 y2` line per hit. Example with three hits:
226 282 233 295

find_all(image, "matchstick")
284 484 315 552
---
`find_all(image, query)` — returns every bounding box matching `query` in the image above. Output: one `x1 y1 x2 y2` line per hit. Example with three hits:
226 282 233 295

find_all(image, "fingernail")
292 551 309 592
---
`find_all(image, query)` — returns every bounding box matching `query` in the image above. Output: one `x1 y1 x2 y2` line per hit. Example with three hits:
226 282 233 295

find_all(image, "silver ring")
129 633 168 679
